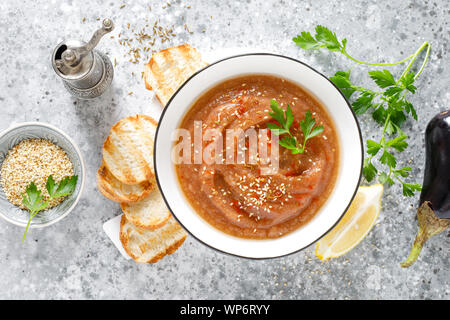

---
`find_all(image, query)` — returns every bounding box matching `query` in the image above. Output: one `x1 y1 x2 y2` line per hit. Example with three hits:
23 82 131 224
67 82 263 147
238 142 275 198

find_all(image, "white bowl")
0 122 85 228
154 53 363 259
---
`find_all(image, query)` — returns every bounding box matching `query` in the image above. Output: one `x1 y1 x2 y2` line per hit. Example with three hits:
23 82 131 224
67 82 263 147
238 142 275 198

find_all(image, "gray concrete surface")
0 0 449 299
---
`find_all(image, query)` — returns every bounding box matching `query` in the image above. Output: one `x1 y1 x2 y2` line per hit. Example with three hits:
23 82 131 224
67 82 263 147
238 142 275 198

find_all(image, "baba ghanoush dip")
176 74 339 239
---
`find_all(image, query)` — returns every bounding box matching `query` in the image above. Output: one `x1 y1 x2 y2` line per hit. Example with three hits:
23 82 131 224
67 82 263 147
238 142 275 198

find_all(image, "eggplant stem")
401 228 427 268
401 201 450 268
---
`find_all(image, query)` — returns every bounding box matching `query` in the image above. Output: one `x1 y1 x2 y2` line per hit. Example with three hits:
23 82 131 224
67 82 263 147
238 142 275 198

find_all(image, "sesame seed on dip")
176 75 339 239
0 138 74 209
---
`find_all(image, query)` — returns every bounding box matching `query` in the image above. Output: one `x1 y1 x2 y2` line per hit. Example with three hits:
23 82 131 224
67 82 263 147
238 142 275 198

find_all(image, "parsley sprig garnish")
267 99 324 154
293 26 431 196
21 175 77 242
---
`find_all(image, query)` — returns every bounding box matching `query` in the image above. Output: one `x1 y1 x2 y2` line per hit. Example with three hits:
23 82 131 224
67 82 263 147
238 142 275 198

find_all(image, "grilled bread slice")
120 215 187 263
97 162 155 203
102 115 158 185
121 189 171 229
144 44 208 106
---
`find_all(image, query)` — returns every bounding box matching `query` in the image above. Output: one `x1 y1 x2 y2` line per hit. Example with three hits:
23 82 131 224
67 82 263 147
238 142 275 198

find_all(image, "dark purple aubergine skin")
420 110 450 219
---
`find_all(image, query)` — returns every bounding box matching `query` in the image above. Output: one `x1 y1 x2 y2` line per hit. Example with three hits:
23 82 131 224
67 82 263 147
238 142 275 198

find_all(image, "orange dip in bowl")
176 74 339 239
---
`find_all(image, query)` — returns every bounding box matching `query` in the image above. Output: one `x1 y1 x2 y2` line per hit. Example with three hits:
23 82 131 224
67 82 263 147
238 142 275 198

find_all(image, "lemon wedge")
315 184 384 261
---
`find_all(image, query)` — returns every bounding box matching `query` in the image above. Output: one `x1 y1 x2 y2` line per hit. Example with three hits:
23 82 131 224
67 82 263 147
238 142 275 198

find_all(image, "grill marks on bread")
144 44 208 106
102 115 157 185
120 215 187 263
97 162 155 203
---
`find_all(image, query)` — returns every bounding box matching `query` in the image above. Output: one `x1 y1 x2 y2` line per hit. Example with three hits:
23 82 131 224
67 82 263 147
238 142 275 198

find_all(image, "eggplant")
401 110 450 268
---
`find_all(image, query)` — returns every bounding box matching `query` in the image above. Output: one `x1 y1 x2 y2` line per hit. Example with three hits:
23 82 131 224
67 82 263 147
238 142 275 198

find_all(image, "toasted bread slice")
121 189 171 229
102 115 158 185
144 44 208 106
97 162 155 203
120 215 187 263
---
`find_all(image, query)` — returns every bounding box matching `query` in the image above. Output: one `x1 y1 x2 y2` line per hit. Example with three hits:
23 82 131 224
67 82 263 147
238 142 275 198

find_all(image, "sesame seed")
0 139 74 209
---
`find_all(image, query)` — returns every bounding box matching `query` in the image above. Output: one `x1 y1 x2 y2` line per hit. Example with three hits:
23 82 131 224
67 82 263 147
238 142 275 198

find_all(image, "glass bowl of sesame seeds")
0 122 85 228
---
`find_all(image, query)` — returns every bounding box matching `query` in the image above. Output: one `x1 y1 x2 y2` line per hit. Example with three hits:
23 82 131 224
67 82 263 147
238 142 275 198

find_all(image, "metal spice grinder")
51 19 115 99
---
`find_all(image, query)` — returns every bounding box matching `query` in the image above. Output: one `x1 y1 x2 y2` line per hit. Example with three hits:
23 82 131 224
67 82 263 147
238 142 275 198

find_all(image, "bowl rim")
0 121 86 228
154 52 364 259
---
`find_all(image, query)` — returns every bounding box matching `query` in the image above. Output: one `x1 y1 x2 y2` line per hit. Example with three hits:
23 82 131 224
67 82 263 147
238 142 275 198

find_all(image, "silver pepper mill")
51 19 115 99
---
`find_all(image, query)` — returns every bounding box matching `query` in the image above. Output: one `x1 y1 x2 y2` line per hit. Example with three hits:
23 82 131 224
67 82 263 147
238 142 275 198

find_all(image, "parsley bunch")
21 175 78 242
267 99 324 154
293 26 431 196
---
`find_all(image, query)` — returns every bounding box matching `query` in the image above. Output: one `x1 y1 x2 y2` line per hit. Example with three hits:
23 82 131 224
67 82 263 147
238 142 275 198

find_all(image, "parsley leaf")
379 150 397 168
404 101 418 121
299 110 324 152
400 73 417 93
267 99 323 154
314 25 343 51
292 32 321 50
402 183 422 197
379 172 395 186
366 140 382 156
393 166 412 178
22 175 78 243
279 136 299 151
22 182 49 214
330 70 356 99
384 86 403 99
352 94 375 115
293 26 344 52
285 105 294 130
48 175 78 198
46 175 57 197
369 70 396 88
363 158 378 182
268 99 285 125
386 135 408 152
266 122 288 135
